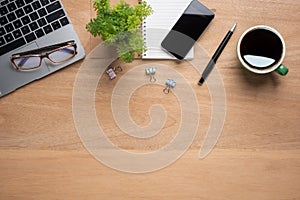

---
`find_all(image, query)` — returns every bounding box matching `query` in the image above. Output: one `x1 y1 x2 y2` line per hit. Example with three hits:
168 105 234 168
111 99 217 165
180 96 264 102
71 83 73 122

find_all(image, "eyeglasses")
10 40 77 71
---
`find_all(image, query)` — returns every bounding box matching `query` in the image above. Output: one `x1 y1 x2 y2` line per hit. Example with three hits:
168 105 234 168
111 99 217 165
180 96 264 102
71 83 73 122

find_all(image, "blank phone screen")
161 1 214 59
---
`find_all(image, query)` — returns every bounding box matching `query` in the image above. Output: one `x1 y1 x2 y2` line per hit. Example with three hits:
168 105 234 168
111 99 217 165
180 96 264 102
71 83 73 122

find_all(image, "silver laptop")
0 0 85 97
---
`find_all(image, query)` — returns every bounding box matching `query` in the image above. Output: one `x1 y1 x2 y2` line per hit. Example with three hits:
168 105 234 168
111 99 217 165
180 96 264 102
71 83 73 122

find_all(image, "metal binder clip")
145 67 156 82
163 78 176 94
106 66 123 80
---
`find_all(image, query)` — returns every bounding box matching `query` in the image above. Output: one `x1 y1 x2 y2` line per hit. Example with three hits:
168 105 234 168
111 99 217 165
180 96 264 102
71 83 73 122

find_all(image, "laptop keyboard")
0 0 70 56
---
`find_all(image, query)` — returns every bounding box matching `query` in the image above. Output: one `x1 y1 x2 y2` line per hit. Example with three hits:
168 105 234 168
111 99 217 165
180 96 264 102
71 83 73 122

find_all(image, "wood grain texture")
0 0 299 199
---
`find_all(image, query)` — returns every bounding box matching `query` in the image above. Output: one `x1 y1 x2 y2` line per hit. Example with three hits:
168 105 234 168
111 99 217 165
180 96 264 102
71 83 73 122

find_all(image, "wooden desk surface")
1 0 299 199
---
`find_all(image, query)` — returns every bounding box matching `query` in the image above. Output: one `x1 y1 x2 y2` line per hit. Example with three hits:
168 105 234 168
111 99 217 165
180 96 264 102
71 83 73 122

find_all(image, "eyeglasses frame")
10 40 77 71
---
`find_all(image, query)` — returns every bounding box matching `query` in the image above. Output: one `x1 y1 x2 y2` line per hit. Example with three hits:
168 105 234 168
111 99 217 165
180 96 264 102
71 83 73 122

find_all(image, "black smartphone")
161 0 215 60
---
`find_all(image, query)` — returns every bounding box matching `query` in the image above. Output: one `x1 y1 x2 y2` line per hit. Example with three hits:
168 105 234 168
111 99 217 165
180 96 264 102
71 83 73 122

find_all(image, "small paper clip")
145 67 156 82
106 66 123 80
163 78 176 94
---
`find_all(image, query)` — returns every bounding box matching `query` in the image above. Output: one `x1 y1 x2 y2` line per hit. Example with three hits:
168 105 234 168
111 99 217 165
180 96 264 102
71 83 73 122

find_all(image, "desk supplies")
106 66 122 80
145 67 157 82
161 0 215 60
163 78 176 94
198 23 237 85
140 0 193 59
10 40 77 71
0 0 85 97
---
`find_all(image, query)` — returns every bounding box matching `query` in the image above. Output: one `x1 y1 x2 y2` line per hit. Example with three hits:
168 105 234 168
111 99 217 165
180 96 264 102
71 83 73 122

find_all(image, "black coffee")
240 29 283 69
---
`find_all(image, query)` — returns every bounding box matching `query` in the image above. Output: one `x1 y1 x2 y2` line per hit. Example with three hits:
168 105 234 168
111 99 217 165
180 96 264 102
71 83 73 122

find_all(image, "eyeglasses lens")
13 56 41 70
48 46 76 63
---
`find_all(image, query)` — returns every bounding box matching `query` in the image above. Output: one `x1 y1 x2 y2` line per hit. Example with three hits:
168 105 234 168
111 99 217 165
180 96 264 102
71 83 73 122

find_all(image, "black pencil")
198 23 237 86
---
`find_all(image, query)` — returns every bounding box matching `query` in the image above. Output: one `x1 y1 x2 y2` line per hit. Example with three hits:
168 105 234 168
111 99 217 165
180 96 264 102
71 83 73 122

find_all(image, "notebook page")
142 0 193 59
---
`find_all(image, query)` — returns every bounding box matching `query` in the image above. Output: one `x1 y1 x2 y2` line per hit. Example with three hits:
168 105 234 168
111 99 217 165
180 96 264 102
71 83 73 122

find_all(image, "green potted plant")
86 0 153 63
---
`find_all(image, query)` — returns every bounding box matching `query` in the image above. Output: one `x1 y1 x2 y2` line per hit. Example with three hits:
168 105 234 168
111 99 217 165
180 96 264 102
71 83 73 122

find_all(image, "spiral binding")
142 18 147 57
138 0 147 58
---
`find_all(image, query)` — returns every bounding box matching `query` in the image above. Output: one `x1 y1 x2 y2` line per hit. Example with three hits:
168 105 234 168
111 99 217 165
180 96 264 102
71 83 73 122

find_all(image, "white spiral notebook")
141 0 193 59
